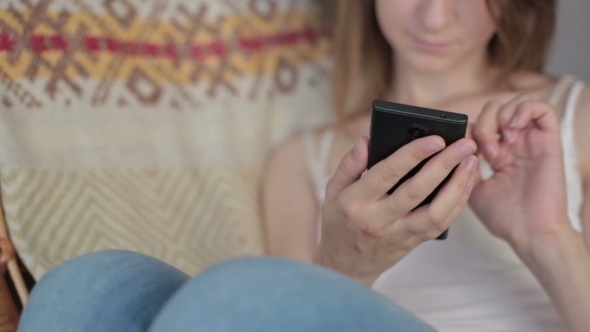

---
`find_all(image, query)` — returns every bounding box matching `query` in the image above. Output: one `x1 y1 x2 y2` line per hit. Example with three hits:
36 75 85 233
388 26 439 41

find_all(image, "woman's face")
376 0 497 74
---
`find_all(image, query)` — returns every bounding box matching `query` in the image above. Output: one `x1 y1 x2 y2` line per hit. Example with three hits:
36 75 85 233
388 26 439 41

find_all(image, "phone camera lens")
408 126 426 139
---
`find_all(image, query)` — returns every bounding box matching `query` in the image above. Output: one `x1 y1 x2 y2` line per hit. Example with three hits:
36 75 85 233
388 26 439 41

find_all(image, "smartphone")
368 100 468 240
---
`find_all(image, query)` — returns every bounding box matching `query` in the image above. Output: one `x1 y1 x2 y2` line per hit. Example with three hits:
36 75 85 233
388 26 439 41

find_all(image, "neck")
391 53 495 108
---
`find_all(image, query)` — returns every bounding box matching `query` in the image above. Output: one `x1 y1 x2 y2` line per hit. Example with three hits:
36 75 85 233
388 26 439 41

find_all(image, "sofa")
0 0 336 328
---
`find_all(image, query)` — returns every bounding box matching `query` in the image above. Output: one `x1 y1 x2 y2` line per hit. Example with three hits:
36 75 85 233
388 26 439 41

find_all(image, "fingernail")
459 143 476 157
502 129 515 144
428 142 445 153
353 138 363 158
483 143 497 158
463 156 478 172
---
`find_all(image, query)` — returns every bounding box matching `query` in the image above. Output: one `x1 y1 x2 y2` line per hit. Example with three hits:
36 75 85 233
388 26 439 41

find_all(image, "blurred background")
542 0 589 81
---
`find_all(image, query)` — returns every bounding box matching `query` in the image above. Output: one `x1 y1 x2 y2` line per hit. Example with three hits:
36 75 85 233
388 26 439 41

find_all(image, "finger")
428 175 475 240
351 135 446 202
497 94 534 144
382 138 476 214
325 136 369 201
507 101 558 132
473 100 502 159
403 158 476 240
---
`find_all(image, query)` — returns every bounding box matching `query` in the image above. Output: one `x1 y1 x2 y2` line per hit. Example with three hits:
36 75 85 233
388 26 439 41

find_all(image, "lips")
413 37 449 53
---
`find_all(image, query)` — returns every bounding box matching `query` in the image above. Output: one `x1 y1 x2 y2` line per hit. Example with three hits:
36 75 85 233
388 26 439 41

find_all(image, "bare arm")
263 134 320 262
513 87 590 332
515 228 590 332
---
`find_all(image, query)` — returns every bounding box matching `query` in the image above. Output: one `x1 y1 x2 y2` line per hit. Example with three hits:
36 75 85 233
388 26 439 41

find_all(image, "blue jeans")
19 250 435 332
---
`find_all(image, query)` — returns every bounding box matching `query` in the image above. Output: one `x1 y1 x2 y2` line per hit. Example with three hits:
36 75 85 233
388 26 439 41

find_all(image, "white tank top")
304 76 586 332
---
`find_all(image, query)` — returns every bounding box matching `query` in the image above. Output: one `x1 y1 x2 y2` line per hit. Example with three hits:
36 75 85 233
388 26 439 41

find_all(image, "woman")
19 0 590 331
264 0 590 331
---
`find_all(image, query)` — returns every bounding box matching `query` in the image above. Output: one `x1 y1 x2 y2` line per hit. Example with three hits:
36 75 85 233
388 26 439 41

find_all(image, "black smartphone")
368 100 468 240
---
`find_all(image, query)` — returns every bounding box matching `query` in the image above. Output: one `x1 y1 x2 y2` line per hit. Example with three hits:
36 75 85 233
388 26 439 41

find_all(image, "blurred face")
376 0 497 74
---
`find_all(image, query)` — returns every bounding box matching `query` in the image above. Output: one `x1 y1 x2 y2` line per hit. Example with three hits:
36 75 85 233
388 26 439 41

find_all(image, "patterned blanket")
0 0 333 279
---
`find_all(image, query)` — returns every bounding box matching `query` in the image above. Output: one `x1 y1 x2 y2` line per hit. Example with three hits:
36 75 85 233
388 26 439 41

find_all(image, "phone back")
368 100 468 239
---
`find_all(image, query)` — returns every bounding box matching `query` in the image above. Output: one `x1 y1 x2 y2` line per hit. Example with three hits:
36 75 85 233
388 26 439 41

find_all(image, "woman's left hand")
470 95 572 253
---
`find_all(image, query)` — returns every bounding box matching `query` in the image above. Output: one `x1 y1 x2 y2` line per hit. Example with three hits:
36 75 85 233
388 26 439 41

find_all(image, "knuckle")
406 187 424 203
521 100 552 112
340 197 363 220
516 100 535 111
471 125 488 138
483 99 502 111
498 107 513 120
442 157 457 172
431 222 448 236
426 208 446 227
379 166 401 185
363 219 387 237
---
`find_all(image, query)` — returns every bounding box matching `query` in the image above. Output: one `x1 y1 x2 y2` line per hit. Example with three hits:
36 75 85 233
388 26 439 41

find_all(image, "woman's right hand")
313 135 478 286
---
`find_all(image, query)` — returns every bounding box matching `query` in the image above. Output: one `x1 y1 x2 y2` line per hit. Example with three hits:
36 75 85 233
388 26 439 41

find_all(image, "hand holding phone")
315 101 476 284
368 100 469 239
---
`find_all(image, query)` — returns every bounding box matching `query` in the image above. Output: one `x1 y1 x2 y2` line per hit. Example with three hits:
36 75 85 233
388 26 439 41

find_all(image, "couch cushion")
0 0 333 279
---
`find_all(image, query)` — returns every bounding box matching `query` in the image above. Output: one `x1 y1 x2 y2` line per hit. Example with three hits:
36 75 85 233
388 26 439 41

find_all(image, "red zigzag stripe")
0 27 330 60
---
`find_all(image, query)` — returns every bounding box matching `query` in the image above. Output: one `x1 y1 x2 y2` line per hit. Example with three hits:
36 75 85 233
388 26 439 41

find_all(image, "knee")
149 257 418 332
34 250 152 291
21 250 189 331
200 256 350 286
186 255 365 301
26 250 189 310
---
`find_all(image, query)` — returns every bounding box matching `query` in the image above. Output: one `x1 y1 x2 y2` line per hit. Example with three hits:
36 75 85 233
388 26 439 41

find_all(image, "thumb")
325 136 369 201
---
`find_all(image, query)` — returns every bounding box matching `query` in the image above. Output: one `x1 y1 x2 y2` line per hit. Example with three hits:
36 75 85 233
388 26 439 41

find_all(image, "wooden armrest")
0 236 23 331
0 204 28 306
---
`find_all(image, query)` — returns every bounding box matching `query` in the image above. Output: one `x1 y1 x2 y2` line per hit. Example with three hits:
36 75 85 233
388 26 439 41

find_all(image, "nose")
417 0 456 32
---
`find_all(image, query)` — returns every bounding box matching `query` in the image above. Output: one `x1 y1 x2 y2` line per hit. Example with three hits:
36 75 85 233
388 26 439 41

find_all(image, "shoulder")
506 71 556 93
266 126 334 177
266 133 308 178
492 71 559 106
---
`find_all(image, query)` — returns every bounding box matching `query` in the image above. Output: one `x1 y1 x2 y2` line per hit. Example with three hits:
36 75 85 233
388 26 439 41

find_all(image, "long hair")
331 0 557 120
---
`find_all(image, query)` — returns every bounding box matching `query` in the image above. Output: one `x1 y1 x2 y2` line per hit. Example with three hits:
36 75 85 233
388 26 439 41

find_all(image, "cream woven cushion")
0 0 333 279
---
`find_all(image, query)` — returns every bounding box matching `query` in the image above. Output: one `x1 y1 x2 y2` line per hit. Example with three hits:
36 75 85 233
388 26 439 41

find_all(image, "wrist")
512 221 583 270
510 223 590 332
313 245 378 287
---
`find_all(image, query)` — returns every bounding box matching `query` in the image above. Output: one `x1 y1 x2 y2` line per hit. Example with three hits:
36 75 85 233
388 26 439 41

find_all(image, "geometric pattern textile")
0 0 334 279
